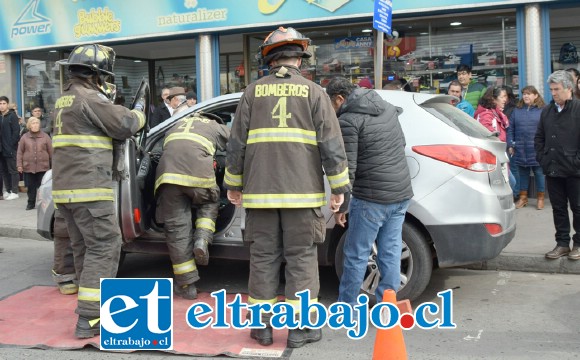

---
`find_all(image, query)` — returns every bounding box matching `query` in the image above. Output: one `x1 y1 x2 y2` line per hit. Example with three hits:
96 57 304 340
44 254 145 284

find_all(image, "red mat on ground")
0 286 290 358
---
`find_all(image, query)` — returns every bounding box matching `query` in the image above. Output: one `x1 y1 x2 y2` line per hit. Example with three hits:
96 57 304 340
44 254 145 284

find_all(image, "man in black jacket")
0 96 22 200
150 87 172 128
535 70 580 260
326 77 413 305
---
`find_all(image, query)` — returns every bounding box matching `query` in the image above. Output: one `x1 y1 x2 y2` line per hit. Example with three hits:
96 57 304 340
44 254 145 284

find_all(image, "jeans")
338 196 410 305
517 166 545 193
509 153 519 196
546 176 580 247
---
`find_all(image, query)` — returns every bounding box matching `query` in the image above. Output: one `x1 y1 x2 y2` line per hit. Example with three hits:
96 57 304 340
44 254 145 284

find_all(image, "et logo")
100 278 173 350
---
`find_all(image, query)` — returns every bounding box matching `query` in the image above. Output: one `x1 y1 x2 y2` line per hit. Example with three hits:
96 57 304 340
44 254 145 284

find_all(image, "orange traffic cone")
372 289 408 360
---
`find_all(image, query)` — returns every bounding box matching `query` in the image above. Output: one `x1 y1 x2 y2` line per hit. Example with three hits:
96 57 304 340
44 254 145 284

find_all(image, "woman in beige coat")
17 117 52 210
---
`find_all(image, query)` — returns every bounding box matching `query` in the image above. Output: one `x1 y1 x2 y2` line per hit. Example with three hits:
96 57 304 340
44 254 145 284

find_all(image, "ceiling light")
133 60 142 63
49 50 57 53
450 22 462 26
420 32 429 35
362 29 373 33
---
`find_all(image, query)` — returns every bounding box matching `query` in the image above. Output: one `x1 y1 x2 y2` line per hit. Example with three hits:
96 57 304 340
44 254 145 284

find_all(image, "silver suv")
37 90 515 301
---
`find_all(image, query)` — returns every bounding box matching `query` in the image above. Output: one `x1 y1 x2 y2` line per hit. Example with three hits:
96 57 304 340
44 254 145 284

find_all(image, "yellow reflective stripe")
53 135 113 149
286 298 319 313
247 128 317 145
195 217 216 233
78 287 100 302
248 296 278 305
88 318 100 327
131 109 146 130
224 168 243 187
327 168 350 189
155 173 216 192
243 193 326 208
53 188 115 203
164 133 215 155
173 259 197 275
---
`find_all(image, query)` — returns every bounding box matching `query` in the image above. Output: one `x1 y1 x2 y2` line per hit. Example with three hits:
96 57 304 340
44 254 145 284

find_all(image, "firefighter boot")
250 327 273 346
287 328 322 348
58 280 79 295
174 283 198 300
193 238 209 266
75 316 100 338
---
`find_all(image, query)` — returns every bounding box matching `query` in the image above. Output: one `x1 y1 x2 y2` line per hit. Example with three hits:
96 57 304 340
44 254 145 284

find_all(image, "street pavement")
0 193 579 274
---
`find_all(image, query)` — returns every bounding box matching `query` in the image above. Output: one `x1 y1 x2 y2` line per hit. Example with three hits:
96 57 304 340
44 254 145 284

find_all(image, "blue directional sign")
373 0 392 35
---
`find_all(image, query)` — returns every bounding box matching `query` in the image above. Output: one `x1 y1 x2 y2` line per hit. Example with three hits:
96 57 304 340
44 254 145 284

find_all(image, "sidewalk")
0 193 579 274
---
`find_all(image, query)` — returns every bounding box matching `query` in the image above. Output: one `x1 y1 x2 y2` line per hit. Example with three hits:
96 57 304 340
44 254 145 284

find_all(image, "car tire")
334 221 432 302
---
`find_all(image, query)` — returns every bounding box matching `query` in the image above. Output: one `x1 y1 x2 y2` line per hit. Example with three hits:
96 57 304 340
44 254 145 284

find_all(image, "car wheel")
334 222 432 302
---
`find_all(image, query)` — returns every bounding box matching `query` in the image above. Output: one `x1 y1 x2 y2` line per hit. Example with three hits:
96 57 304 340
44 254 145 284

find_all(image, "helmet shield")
58 44 116 76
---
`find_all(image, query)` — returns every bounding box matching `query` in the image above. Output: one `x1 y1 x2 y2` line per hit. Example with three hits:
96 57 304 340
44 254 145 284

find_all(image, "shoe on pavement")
2 191 9 198
5 192 19 200
545 245 570 259
568 246 580 260
75 316 100 338
58 280 79 295
250 327 273 346
26 204 35 210
174 283 197 300
287 328 322 348
193 239 209 266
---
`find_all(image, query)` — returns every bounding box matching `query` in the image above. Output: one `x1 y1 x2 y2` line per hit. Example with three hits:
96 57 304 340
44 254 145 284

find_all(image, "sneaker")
193 239 209 266
75 316 100 338
568 246 580 260
250 327 273 346
5 192 19 201
174 283 197 300
2 191 9 198
287 328 322 348
545 245 570 259
58 280 79 295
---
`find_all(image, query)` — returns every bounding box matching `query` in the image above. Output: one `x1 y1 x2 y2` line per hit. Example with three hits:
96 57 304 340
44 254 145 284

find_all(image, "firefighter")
52 44 145 339
225 27 350 348
155 112 230 299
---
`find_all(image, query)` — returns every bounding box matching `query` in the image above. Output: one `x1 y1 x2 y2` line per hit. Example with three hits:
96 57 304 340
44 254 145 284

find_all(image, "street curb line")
0 225 46 242
464 253 580 274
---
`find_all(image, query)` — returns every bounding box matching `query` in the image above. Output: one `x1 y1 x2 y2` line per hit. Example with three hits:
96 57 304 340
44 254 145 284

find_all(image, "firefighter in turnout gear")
225 27 351 348
155 112 230 300
52 44 145 339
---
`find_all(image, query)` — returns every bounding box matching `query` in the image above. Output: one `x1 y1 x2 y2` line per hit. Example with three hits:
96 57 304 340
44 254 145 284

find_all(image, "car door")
119 79 150 240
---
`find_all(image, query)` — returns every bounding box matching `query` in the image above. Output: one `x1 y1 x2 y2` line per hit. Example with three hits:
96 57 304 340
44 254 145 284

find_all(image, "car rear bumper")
426 222 516 267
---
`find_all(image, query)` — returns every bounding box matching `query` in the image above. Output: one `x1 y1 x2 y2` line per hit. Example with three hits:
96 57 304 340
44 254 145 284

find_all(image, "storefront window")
219 34 245 94
244 13 517 95
22 51 62 120
153 57 196 105
549 6 580 74
113 58 149 107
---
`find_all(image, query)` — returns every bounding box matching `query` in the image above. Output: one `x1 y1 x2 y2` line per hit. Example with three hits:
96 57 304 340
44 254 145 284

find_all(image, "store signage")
0 0 559 53
373 0 392 35
334 36 374 50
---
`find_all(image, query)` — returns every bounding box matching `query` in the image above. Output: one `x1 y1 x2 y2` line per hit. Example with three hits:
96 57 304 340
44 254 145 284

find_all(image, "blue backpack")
559 42 579 64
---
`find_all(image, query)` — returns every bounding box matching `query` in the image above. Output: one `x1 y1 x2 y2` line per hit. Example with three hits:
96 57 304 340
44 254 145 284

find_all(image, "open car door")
119 79 150 240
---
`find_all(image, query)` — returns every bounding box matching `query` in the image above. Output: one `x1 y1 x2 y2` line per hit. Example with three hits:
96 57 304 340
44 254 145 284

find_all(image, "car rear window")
420 102 496 140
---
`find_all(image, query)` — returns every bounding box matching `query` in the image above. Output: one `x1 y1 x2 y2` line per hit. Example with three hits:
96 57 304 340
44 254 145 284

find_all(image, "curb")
464 253 580 274
0 225 47 242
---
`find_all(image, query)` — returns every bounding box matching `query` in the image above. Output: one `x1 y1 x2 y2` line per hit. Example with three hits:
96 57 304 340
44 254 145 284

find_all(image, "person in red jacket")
474 86 509 141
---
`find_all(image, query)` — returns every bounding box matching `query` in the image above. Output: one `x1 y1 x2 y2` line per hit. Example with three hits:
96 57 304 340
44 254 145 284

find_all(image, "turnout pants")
58 201 121 318
245 208 326 324
52 210 76 285
156 184 220 286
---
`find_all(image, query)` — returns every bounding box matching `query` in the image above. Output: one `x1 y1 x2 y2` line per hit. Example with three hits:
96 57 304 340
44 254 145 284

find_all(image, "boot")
536 192 545 210
58 280 79 295
174 283 197 300
75 316 100 338
193 238 209 266
250 327 273 346
515 191 528 209
287 328 322 348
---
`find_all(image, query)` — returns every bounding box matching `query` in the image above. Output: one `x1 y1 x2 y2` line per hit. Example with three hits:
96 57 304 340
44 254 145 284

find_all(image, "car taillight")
484 223 503 235
412 145 497 172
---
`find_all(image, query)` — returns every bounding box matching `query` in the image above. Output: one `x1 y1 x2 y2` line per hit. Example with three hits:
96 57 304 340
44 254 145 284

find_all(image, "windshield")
421 102 495 139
